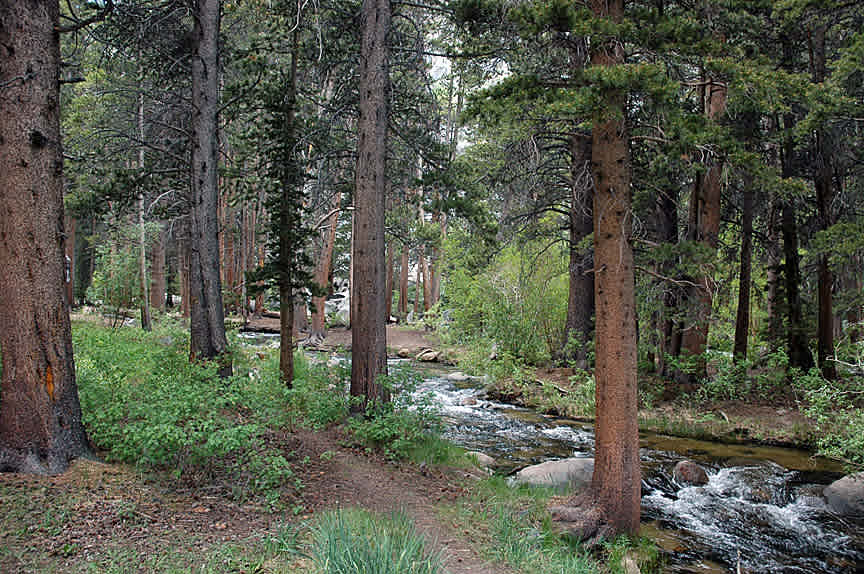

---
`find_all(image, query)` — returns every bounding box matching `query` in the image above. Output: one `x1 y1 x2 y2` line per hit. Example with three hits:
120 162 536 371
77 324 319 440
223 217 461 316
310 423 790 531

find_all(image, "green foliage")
447 476 598 574
802 374 864 470
73 321 300 506
283 354 350 429
306 509 442 574
348 367 442 461
443 239 568 367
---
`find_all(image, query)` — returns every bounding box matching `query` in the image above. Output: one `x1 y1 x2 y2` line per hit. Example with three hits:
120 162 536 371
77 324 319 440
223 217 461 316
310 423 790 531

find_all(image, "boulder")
513 458 594 490
824 472 864 517
673 461 709 486
447 371 470 382
466 451 495 468
397 348 412 358
460 397 478 406
416 348 441 362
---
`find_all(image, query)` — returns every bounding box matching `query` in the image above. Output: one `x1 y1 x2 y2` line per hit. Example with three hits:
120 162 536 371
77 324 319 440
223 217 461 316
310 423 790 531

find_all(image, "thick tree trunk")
781 114 815 371
280 283 295 385
680 77 726 383
414 251 423 316
350 0 391 412
563 135 594 369
136 43 151 332
764 197 783 349
810 24 836 380
553 0 639 538
733 178 754 362
0 0 91 474
189 0 231 376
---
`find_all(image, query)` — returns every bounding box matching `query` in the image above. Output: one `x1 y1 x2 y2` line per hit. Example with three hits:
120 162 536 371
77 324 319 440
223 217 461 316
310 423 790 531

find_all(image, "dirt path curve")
294 429 514 574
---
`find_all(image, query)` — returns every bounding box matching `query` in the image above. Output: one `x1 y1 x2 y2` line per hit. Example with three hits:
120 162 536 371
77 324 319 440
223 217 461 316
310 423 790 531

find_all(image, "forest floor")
0 425 511 574
1 321 822 573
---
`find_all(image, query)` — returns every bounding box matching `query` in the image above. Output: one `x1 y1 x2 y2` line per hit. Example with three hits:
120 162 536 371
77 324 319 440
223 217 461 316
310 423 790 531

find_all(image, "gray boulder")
447 371 470 382
513 458 594 490
824 472 864 516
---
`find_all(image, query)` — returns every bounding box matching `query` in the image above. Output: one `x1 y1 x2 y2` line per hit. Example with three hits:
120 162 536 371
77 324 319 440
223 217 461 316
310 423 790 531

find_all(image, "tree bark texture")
311 192 340 339
189 0 231 376
781 114 814 371
554 0 640 537
733 177 754 362
680 77 726 382
0 0 91 474
810 24 836 380
563 134 594 369
350 0 391 412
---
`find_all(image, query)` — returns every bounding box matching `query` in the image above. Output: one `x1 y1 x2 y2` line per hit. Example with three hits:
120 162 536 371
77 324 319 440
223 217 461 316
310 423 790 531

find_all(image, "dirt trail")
295 429 513 574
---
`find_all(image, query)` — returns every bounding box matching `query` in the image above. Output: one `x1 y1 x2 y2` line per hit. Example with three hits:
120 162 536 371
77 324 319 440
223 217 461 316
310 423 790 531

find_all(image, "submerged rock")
673 461 709 486
824 472 864 516
513 458 594 490
447 371 470 382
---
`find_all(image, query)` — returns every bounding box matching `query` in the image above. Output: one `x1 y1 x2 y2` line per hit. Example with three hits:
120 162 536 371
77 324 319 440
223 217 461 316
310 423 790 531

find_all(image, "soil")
0 325 507 574
0 426 510 574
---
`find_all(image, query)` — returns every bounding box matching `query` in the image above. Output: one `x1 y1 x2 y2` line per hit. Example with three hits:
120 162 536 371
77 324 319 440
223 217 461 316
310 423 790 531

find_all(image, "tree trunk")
350 0 391 412
136 34 152 332
657 184 679 377
189 0 231 376
150 225 166 313
386 244 394 319
733 177 754 362
563 134 594 369
680 75 726 383
781 113 815 371
414 251 422 316
311 192 340 339
0 0 91 474
65 215 76 308
553 0 639 538
399 245 409 318
810 24 836 380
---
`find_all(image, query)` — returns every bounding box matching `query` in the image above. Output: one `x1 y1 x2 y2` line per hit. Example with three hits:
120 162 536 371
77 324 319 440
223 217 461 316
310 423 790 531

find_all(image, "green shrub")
348 366 442 460
309 509 442 574
73 321 299 505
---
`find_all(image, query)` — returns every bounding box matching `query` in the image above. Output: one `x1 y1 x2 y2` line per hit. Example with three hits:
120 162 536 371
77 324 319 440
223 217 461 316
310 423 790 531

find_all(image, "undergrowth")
441 476 661 574
73 320 302 507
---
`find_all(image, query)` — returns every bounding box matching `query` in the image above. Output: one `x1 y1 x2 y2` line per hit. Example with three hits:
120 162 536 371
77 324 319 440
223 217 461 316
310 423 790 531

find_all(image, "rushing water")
409 363 864 574
239 333 864 573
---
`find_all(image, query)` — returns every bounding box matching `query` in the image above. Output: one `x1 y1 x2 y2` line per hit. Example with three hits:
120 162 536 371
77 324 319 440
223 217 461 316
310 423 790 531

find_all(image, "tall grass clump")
309 509 442 574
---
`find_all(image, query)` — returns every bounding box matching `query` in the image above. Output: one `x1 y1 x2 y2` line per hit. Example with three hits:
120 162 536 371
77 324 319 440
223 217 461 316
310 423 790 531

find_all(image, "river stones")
673 461 709 486
823 472 864 516
447 371 471 382
415 348 441 362
513 458 594 490
466 451 495 468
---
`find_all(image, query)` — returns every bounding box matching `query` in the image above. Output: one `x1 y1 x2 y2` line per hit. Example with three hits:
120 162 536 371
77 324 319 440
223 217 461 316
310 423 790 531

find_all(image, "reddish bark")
350 0 391 411
311 193 341 338
0 0 91 474
680 77 726 382
552 0 639 538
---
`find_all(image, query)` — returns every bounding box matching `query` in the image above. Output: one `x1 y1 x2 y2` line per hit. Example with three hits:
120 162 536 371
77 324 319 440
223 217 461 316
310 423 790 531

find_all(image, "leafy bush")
347 366 442 460
73 321 299 505
443 239 568 366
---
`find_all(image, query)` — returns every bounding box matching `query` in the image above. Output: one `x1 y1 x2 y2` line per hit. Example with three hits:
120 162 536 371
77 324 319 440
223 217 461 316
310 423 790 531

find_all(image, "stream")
240 334 863 573
408 361 864 574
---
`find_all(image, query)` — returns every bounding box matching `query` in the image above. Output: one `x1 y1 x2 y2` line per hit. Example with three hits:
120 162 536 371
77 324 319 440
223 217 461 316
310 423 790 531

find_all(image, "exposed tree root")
549 491 615 547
